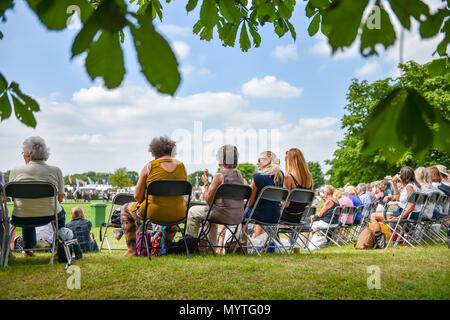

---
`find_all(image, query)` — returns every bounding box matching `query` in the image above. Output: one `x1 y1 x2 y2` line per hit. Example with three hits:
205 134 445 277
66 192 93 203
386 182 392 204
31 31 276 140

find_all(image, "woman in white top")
415 167 437 193
370 166 422 247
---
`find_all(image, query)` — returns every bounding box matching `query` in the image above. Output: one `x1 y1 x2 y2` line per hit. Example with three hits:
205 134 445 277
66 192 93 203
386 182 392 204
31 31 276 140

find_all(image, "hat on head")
436 165 449 176
384 176 392 180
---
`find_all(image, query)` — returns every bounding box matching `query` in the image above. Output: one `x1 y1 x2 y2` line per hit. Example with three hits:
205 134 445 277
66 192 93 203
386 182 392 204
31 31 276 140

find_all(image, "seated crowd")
1 135 449 258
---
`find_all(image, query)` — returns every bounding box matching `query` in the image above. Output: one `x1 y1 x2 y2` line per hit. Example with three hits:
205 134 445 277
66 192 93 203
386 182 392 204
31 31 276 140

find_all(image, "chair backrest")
246 186 289 224
258 186 289 202
5 180 57 199
211 183 252 202
146 179 192 197
285 188 315 207
112 193 135 206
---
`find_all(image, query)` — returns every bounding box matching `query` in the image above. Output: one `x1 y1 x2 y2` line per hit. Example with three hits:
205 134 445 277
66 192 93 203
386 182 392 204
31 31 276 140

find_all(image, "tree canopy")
237 162 257 183
0 0 449 160
307 161 324 188
326 61 450 187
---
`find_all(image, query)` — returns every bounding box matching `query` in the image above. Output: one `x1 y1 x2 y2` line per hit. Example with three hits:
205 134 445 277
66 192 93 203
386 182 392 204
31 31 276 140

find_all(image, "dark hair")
149 136 176 158
216 145 239 169
399 166 420 188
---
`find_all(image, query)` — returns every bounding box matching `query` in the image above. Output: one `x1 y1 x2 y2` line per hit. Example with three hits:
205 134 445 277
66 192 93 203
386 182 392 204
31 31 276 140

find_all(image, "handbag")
354 226 375 249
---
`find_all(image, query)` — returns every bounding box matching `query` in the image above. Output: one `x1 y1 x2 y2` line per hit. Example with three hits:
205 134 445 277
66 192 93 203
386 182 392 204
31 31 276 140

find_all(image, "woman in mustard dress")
114 136 188 256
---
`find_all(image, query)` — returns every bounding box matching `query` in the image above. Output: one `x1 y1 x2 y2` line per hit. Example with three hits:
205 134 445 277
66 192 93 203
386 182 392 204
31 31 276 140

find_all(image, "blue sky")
0 0 446 177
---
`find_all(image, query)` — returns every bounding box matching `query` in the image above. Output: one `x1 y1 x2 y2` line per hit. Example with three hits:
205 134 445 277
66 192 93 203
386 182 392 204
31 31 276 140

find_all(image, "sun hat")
436 165 449 176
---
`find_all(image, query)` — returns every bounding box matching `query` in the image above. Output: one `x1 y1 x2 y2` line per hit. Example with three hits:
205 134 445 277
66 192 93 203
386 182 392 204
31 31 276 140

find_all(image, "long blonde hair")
259 151 284 186
285 148 313 189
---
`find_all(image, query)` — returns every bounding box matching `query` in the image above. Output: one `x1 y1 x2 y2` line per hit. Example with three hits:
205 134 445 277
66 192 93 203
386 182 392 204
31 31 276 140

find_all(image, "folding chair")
275 188 315 254
1 181 78 268
99 193 135 253
313 206 345 247
418 192 448 244
196 183 252 255
351 201 378 241
139 180 192 261
238 186 289 256
384 192 426 248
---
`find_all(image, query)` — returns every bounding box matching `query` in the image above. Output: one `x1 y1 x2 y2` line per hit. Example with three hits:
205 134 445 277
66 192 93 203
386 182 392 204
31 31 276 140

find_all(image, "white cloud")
354 61 382 77
157 24 191 37
170 41 190 59
0 84 341 176
308 33 360 60
272 44 298 61
241 76 303 99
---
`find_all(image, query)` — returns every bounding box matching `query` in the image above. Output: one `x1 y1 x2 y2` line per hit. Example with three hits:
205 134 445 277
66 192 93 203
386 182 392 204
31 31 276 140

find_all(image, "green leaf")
85 31 125 89
276 0 292 19
9 82 40 112
321 0 369 52
186 0 198 12
360 3 396 56
248 22 261 48
0 73 7 92
0 0 14 17
130 15 180 94
219 0 242 23
308 13 320 36
11 94 37 128
363 88 449 162
239 21 251 52
420 8 447 38
71 18 100 57
26 0 94 30
427 58 449 77
0 92 12 121
218 22 240 47
388 0 429 30
286 20 296 41
92 0 128 33
200 0 218 29
309 0 331 10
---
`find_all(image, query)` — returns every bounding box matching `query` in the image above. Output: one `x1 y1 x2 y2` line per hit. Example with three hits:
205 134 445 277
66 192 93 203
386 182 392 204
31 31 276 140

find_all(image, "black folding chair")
1 180 78 268
100 193 135 253
139 180 192 261
275 188 315 254
238 186 289 256
196 183 252 255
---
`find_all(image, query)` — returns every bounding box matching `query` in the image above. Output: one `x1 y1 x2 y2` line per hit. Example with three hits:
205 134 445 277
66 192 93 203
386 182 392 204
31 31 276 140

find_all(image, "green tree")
127 171 139 185
237 162 257 184
2 170 10 184
326 61 450 187
1 0 449 160
307 161 324 188
111 167 131 188
188 170 212 187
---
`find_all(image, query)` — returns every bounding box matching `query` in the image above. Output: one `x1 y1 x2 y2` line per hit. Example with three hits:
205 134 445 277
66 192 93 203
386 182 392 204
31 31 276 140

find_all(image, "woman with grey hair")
185 145 246 252
9 136 66 257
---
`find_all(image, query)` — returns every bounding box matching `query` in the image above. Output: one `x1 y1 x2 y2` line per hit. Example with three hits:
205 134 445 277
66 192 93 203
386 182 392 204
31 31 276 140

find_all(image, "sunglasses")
258 158 268 163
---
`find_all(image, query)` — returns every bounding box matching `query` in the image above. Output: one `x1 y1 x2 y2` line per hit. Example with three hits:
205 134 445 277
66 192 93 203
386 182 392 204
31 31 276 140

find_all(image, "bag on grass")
136 231 152 257
111 208 121 226
354 226 375 249
166 235 199 255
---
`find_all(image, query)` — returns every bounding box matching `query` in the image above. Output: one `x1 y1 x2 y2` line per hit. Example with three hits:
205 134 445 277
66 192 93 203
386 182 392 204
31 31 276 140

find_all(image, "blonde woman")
415 167 435 192
333 189 353 207
244 151 284 238
280 148 314 223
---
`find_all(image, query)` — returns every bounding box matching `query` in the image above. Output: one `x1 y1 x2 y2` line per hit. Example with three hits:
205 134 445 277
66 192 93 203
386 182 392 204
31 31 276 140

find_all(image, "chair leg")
225 225 246 256
178 225 190 259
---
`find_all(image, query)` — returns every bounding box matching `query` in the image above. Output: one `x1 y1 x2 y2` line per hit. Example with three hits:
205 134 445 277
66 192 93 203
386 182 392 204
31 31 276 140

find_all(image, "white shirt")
36 223 53 243
9 160 64 218
399 183 422 212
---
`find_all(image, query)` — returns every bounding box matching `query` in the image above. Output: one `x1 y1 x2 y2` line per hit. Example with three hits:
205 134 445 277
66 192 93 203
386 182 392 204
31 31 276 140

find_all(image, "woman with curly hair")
115 136 188 256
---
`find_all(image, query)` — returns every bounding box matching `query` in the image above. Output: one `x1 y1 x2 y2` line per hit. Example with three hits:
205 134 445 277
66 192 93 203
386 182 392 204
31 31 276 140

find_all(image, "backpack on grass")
355 226 375 249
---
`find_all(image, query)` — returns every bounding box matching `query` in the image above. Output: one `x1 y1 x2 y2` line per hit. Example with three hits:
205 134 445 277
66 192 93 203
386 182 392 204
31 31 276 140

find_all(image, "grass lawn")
2 202 449 300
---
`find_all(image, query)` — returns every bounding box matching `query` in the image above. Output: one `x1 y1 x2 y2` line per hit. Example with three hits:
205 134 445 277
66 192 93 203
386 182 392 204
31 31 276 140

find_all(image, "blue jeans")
12 210 66 250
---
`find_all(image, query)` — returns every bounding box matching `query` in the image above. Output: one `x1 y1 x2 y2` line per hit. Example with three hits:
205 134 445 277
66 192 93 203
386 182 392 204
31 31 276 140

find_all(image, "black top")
284 174 312 214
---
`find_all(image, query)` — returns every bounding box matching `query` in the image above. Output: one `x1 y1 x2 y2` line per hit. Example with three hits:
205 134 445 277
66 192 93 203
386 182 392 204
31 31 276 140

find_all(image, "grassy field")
2 202 449 300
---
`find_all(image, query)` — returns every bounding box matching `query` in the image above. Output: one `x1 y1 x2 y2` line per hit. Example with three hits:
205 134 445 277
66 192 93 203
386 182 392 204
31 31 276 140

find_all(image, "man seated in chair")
9 136 66 257
186 145 247 252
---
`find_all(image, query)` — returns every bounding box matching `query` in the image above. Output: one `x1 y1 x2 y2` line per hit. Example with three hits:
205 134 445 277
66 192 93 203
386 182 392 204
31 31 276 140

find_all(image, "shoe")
24 250 34 257
112 229 123 240
374 231 386 249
